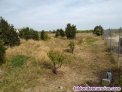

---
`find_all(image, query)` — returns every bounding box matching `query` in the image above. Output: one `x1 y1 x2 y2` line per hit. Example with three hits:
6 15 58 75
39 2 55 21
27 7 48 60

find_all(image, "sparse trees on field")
69 41 75 53
65 23 77 39
47 50 64 74
93 25 103 36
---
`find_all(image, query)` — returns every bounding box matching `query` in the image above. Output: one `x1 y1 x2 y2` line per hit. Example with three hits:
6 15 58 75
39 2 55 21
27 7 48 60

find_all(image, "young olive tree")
47 50 64 74
69 41 75 53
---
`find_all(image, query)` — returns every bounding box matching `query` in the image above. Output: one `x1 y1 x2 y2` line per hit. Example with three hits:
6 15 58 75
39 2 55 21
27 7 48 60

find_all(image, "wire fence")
103 28 122 64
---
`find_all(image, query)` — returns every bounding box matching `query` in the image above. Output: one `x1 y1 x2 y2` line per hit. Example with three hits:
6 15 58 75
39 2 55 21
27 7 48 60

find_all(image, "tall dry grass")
1 33 119 92
5 37 70 66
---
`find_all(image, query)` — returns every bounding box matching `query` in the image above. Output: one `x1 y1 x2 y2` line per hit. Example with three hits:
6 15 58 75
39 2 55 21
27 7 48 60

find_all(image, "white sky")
0 0 122 31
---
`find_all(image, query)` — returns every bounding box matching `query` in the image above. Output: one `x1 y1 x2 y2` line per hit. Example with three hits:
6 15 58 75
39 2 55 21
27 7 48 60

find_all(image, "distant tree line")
77 30 93 33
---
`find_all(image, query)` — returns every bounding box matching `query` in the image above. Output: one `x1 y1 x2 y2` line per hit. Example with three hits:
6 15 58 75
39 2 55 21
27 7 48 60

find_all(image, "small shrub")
47 50 64 74
78 38 83 44
69 41 75 53
93 25 103 36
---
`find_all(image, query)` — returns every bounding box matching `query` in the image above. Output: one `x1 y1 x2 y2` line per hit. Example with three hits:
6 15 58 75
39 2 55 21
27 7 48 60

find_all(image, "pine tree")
59 29 65 37
30 28 38 40
65 23 76 39
41 30 48 40
93 25 103 36
0 16 20 46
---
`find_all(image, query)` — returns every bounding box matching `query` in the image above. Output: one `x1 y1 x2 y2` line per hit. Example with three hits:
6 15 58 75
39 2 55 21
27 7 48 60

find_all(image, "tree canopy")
65 23 77 39
19 27 38 40
93 25 103 36
0 16 20 46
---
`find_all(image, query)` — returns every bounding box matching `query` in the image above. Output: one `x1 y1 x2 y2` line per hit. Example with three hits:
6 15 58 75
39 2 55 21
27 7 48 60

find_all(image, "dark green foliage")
55 29 60 37
93 25 103 36
59 29 65 37
55 29 65 37
29 28 38 40
47 50 64 74
7 25 20 46
0 40 6 64
69 41 75 53
19 27 30 40
19 27 39 40
65 23 77 39
0 16 20 46
41 30 48 40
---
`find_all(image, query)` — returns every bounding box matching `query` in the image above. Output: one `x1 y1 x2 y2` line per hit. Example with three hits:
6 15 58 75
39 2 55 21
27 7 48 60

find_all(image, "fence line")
103 28 122 63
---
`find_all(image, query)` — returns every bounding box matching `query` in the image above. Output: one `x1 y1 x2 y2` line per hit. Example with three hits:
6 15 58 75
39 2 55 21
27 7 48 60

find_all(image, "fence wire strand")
103 28 122 62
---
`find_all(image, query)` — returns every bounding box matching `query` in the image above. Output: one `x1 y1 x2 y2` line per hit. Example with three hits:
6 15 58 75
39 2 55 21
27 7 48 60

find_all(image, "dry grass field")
0 33 120 92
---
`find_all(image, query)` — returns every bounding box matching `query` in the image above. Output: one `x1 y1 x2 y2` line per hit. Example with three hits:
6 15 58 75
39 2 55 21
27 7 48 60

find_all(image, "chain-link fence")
103 28 122 63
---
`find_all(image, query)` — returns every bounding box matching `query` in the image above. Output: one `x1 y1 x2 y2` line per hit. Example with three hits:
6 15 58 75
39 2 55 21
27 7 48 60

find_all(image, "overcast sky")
0 0 122 31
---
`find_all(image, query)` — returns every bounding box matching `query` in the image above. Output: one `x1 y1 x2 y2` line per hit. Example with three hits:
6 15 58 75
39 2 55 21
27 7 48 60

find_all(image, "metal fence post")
107 29 109 46
110 28 112 52
118 28 121 61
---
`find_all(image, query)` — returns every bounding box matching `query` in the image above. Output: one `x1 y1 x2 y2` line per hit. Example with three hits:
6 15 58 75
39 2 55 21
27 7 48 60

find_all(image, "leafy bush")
55 29 65 37
65 23 77 39
47 50 64 74
19 27 39 40
69 41 75 53
93 25 103 36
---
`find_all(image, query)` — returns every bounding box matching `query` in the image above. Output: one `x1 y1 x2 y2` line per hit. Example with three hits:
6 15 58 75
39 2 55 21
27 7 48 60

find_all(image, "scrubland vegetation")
0 16 122 92
0 33 121 92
